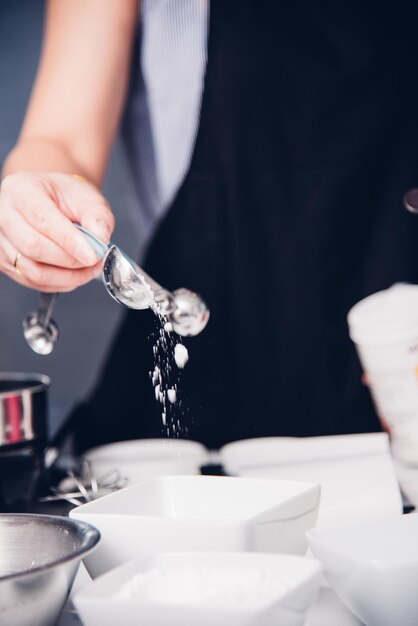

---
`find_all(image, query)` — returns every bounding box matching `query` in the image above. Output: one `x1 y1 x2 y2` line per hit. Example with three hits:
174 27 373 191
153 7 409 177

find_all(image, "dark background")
0 1 144 435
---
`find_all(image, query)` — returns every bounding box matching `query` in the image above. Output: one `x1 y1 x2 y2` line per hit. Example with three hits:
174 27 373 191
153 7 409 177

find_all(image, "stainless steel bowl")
0 372 50 449
0 513 100 626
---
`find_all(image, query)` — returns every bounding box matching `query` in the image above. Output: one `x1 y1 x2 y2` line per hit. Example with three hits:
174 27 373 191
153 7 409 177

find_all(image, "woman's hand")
362 372 392 435
0 0 138 292
0 171 115 292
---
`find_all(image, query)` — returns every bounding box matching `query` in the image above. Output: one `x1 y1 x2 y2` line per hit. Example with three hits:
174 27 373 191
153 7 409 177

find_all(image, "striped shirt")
122 0 209 251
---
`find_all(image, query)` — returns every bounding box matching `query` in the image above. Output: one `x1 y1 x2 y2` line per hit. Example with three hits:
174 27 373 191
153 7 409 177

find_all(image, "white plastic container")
347 283 418 465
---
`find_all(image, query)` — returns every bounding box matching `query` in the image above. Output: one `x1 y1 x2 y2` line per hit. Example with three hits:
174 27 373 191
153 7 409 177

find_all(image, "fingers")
17 257 103 292
0 203 86 269
48 173 115 243
4 174 99 266
360 372 391 434
379 416 392 435
0 232 34 289
361 373 371 386
0 171 115 292
0 231 102 291
80 208 114 245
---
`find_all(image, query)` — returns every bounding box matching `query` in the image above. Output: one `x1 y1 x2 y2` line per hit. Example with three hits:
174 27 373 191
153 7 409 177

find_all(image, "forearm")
0 0 135 293
2 137 99 184
2 0 139 186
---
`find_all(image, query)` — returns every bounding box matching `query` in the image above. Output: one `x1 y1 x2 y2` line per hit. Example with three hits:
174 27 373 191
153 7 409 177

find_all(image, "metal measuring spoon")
23 292 59 355
103 246 210 336
102 245 157 311
404 189 418 214
22 225 108 355
22 226 110 354
23 225 209 354
169 287 210 336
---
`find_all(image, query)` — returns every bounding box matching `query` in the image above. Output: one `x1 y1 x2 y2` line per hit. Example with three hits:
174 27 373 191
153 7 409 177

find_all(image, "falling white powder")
154 384 160 401
149 315 189 436
174 343 189 369
152 367 160 386
112 566 292 610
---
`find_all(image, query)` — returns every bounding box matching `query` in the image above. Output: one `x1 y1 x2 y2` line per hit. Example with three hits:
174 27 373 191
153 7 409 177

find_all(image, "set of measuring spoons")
23 225 209 355
25 187 418 355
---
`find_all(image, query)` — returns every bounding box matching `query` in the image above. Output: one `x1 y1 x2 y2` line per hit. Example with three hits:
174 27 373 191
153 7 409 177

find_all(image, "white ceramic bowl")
307 514 418 626
71 475 320 578
83 438 209 485
220 435 402 528
74 551 322 626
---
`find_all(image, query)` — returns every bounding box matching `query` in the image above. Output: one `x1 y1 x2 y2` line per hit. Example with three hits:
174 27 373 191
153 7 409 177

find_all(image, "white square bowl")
71 475 320 578
307 514 418 626
83 438 209 485
73 551 322 626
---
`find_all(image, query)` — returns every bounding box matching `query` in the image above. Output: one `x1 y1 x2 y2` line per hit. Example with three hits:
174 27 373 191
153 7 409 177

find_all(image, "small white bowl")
83 438 209 485
220 434 390 474
307 514 418 626
73 551 322 626
71 475 320 578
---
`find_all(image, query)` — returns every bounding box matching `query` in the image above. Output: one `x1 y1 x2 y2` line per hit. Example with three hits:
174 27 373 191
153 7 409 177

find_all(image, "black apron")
69 1 418 453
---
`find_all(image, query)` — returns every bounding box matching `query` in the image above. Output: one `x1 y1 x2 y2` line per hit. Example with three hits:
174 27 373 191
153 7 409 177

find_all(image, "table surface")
39 452 418 626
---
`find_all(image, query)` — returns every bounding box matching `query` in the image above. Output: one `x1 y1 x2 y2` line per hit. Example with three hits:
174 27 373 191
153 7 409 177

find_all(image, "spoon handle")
76 224 163 292
75 224 109 259
37 292 59 328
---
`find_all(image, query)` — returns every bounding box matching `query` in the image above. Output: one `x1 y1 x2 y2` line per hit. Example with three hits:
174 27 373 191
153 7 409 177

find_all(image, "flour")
154 384 160 401
149 314 189 436
112 566 292 610
152 367 160 386
174 343 189 368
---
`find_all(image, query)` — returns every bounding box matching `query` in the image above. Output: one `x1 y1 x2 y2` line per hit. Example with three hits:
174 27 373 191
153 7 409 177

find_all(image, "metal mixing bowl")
0 513 100 626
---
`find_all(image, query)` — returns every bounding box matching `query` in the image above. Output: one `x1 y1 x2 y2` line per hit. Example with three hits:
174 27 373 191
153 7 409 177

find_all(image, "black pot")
0 373 50 511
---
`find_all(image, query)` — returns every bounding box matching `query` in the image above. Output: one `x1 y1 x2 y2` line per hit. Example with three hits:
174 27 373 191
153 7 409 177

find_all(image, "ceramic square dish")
307 514 418 626
73 552 322 626
71 475 320 578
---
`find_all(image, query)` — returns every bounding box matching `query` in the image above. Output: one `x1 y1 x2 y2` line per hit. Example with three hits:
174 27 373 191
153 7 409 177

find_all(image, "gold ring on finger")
13 251 22 275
